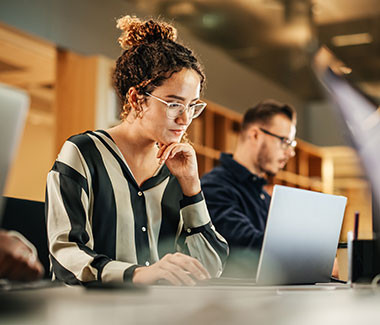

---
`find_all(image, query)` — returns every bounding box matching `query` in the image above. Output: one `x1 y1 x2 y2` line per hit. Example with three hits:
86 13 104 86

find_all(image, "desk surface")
1 284 380 325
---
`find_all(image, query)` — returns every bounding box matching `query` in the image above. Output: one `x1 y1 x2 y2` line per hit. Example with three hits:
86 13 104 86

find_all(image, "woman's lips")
170 129 185 136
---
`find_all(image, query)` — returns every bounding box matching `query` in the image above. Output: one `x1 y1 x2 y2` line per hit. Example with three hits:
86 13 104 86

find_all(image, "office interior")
1 1 380 323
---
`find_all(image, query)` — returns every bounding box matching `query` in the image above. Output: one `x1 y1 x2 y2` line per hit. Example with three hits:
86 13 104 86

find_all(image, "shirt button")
142 226 146 232
145 261 150 266
186 228 191 234
138 191 143 196
260 193 265 200
252 176 257 181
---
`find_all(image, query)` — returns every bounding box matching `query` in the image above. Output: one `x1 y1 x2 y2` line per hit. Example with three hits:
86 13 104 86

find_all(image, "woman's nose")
176 107 191 125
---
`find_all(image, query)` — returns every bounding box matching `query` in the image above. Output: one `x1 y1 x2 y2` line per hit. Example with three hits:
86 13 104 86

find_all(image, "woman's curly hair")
113 15 206 120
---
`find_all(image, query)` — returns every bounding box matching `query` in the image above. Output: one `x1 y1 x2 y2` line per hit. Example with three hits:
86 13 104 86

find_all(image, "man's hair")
241 99 296 132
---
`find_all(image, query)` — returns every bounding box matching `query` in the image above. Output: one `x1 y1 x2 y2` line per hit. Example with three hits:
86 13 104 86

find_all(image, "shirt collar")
94 130 171 190
220 152 267 187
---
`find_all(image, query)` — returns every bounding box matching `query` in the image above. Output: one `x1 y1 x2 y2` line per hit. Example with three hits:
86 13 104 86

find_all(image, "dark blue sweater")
201 153 271 277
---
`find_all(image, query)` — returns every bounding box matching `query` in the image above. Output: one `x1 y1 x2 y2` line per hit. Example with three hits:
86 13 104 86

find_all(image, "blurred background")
0 0 379 278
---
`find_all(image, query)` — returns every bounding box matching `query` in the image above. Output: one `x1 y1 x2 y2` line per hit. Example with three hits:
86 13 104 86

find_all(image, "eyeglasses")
145 92 207 120
259 128 297 150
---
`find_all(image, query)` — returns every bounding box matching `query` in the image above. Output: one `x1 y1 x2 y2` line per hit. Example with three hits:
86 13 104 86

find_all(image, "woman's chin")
161 135 182 145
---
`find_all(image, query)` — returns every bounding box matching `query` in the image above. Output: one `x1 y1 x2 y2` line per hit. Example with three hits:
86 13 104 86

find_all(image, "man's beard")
256 143 280 178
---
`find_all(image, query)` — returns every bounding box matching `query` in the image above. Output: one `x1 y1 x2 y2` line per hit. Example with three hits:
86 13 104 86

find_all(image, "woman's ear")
128 87 139 110
128 87 145 118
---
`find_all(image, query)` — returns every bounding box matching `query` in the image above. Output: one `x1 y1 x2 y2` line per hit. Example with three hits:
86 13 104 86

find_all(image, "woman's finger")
156 143 167 159
159 143 179 162
161 261 196 286
163 143 193 161
188 258 211 280
159 269 182 286
171 254 210 280
168 145 193 160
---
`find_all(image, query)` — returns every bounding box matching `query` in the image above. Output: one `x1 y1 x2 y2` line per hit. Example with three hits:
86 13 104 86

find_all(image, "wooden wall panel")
55 50 98 154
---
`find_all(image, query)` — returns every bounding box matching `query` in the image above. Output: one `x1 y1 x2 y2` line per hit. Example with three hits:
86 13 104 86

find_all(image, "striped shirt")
45 130 228 284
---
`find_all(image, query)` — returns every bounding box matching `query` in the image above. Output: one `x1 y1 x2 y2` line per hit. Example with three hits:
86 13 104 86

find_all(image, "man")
201 99 296 277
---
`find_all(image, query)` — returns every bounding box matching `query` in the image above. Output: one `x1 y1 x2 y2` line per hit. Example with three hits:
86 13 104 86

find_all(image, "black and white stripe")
46 130 228 284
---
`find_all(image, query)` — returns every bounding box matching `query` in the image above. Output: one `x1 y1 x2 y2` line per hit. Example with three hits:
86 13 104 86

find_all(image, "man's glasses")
259 128 297 150
145 92 207 120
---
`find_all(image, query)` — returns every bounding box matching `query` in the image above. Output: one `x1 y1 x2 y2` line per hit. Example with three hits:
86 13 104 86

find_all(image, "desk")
1 285 380 325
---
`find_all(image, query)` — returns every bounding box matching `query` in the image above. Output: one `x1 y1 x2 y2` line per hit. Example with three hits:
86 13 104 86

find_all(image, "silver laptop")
256 185 347 285
0 83 29 220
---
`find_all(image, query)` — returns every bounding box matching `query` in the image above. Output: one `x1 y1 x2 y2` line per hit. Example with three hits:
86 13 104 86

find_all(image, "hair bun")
116 15 177 49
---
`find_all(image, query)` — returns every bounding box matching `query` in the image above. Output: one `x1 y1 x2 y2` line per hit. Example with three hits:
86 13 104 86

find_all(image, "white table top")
1 284 380 325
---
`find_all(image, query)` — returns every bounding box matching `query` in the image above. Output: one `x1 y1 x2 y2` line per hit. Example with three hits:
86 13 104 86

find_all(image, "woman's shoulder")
66 130 96 146
64 130 110 152
57 131 99 162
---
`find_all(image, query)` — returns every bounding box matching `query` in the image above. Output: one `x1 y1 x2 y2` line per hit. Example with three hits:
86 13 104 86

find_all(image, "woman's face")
139 68 201 145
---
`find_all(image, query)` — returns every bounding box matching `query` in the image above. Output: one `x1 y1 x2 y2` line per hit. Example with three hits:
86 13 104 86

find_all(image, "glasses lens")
166 102 206 119
191 103 206 119
167 103 185 119
281 139 297 149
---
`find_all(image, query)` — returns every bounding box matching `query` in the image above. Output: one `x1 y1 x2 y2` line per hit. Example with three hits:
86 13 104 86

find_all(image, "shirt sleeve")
46 141 138 284
201 181 265 250
177 192 229 278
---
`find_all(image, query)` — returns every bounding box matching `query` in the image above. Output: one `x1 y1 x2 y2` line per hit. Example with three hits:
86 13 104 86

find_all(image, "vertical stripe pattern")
46 130 228 283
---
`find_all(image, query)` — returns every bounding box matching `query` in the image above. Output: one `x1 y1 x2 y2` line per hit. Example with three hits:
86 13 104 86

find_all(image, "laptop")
196 185 347 287
0 83 29 219
0 84 64 290
255 185 347 285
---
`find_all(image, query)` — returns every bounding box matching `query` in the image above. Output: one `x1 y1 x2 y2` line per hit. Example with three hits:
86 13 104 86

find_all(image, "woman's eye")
168 103 183 109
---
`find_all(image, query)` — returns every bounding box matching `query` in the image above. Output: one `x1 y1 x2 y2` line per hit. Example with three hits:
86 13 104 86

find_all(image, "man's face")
255 114 296 177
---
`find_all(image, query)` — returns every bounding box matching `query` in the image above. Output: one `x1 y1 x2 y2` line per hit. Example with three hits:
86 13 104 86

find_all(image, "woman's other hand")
132 252 210 286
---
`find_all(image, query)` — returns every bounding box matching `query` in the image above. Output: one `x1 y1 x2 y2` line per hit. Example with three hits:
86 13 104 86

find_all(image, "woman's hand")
132 252 210 286
157 143 201 196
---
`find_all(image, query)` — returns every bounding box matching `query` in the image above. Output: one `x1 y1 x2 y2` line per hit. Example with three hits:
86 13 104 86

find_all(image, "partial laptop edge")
256 185 347 285
0 84 65 291
0 83 29 220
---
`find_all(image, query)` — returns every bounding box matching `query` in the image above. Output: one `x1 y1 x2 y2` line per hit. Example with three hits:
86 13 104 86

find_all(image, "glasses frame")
145 92 207 120
259 127 297 149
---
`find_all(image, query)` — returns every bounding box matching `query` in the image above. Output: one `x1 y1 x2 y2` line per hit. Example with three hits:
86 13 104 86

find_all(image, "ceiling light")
167 2 196 16
331 33 373 47
202 14 224 29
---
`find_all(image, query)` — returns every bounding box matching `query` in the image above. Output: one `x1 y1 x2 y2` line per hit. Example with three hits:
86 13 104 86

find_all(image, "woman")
46 16 228 286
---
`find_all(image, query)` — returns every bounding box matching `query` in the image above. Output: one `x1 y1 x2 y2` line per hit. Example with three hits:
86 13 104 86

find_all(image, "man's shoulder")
202 165 234 182
201 165 240 192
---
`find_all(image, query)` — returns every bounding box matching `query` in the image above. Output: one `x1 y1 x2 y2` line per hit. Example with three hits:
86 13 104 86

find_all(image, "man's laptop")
198 185 347 287
0 83 29 219
255 185 346 285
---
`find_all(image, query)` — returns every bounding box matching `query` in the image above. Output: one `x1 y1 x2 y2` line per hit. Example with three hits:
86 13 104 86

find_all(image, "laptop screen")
0 84 29 221
256 185 346 285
